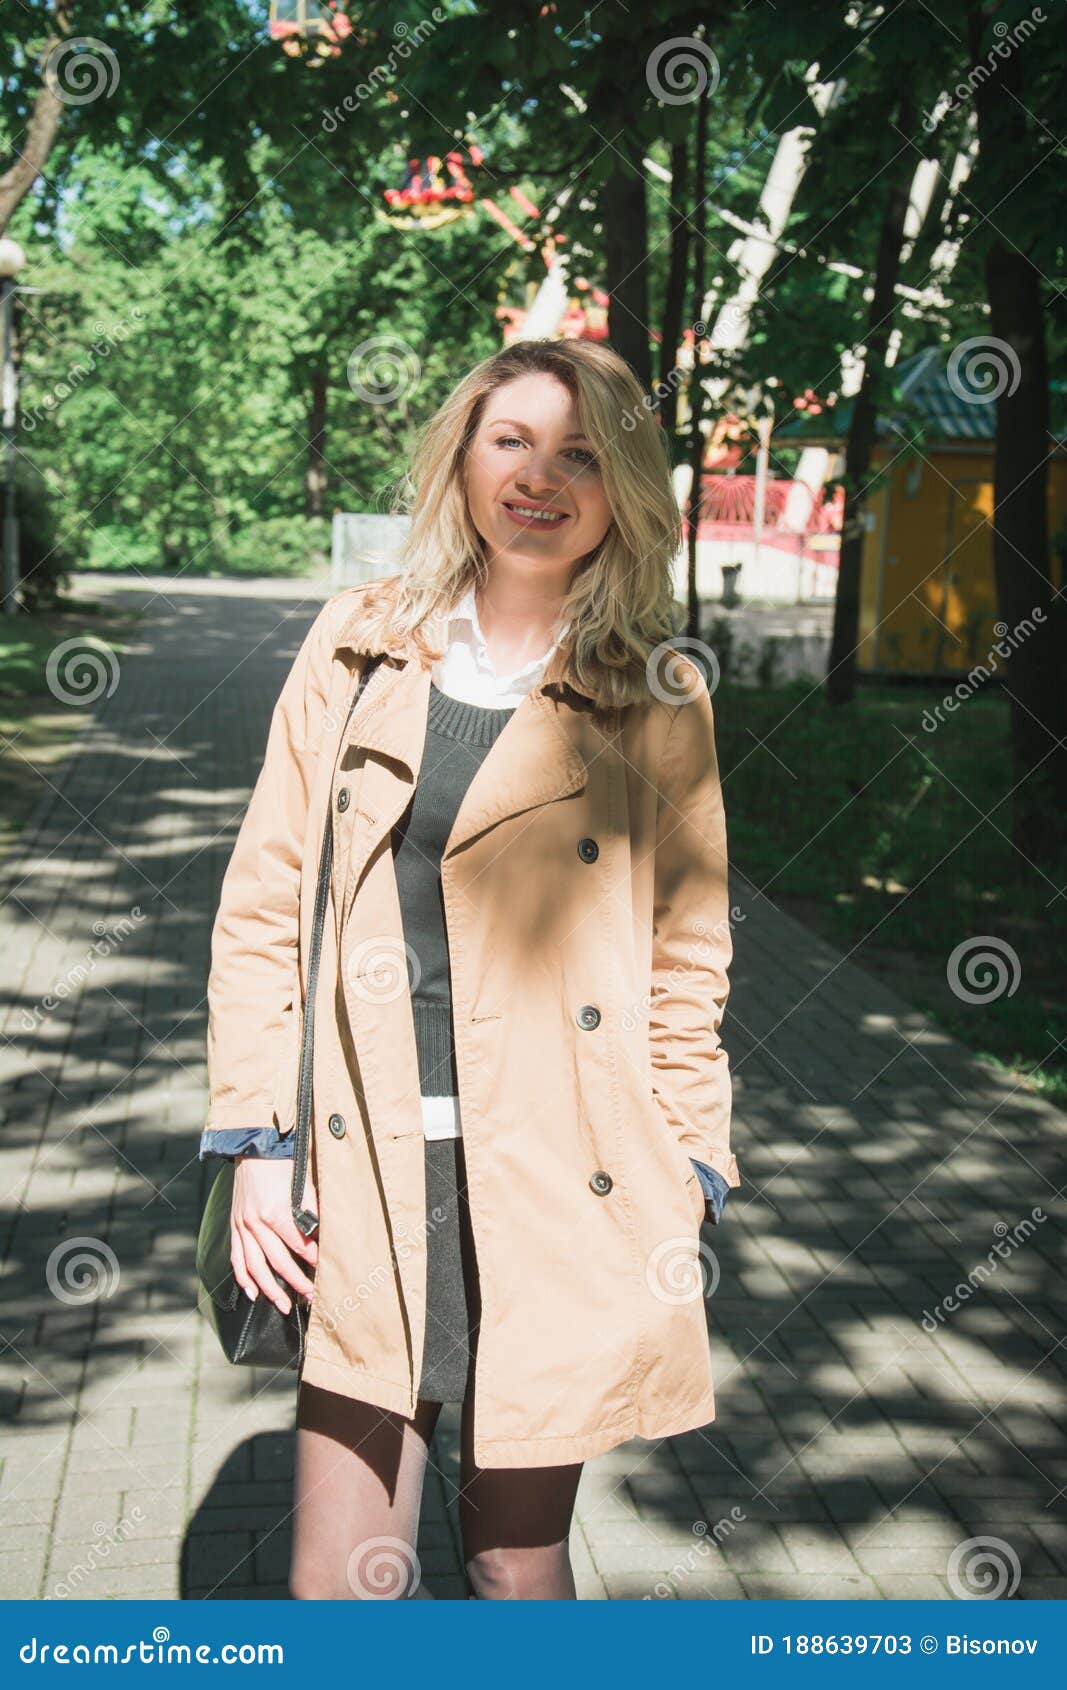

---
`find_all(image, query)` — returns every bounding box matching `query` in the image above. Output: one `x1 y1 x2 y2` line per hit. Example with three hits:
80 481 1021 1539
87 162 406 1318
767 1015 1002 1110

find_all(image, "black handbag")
195 653 384 1369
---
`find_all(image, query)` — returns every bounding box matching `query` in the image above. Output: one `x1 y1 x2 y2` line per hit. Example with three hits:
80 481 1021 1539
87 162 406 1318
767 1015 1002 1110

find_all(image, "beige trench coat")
205 576 741 1468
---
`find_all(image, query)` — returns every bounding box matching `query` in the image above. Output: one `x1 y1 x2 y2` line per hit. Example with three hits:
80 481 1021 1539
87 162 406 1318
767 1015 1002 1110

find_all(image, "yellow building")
780 346 1067 677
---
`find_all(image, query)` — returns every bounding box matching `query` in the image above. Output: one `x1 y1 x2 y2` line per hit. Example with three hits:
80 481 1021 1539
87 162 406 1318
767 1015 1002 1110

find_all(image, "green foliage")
9 137 502 574
0 459 72 610
715 680 1067 1094
222 516 331 578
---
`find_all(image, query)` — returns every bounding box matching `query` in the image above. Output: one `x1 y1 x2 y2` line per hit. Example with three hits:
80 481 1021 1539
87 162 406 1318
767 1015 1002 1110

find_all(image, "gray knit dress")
390 680 516 1403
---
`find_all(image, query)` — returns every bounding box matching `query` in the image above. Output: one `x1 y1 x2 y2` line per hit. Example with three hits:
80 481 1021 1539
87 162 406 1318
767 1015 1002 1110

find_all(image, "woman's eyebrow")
485 417 591 441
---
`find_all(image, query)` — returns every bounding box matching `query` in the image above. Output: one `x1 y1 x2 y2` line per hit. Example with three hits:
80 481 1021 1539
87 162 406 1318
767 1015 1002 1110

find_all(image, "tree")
965 0 1067 857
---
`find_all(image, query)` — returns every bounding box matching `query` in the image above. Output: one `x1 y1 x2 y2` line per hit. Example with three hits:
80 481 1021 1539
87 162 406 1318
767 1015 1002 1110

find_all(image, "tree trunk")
826 96 916 705
658 139 690 443
0 2 72 234
684 80 710 641
984 242 1066 852
305 364 328 519
602 134 651 389
966 1 1067 855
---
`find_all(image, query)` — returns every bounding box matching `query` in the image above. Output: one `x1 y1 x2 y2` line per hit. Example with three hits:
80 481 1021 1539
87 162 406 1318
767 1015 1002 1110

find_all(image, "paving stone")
601 1572 677 1600
192 1581 292 1601
589 1543 723 1579
674 1570 748 1599
739 1572 882 1599
871 1574 952 1598
0 1523 53 1555
48 1534 183 1577
779 1525 862 1572
582 1518 721 1549
55 1564 182 1598
183 1531 257 1587
0 1548 47 1597
1015 1577 1067 1598
715 1525 797 1573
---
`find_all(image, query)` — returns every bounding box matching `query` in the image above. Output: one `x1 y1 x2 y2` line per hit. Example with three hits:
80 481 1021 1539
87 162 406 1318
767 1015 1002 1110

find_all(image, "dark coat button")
577 837 599 862
337 787 351 812
328 1113 346 1138
589 1170 613 1195
576 1004 601 1030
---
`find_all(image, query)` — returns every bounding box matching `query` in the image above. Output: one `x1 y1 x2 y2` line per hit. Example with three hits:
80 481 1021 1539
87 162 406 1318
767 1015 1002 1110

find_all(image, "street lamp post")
0 236 26 617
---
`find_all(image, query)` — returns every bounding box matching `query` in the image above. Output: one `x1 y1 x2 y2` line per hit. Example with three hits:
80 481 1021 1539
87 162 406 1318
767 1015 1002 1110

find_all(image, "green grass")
0 598 142 858
716 678 1067 1104
0 597 141 700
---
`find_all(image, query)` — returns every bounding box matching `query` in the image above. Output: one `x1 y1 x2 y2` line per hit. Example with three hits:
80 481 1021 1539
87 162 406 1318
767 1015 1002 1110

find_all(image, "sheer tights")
289 1383 583 1600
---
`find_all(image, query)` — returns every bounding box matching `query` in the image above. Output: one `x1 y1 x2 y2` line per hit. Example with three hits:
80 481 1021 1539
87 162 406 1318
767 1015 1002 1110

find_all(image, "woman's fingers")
229 1158 318 1313
237 1222 292 1315
229 1226 259 1303
249 1218 317 1306
279 1212 318 1267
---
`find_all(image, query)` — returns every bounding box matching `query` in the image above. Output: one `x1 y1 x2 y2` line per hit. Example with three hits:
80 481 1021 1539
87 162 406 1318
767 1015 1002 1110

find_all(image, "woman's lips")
501 501 571 530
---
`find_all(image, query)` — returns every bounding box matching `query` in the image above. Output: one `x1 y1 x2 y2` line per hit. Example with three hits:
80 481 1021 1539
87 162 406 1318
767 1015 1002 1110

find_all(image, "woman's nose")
515 460 563 496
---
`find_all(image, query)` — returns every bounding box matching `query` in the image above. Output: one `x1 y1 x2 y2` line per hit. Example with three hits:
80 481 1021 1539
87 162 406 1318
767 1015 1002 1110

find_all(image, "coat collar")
333 579 596 705
331 581 601 862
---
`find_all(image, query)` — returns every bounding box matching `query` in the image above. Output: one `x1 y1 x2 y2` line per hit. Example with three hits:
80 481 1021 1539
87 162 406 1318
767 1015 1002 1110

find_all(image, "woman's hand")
230 1157 318 1317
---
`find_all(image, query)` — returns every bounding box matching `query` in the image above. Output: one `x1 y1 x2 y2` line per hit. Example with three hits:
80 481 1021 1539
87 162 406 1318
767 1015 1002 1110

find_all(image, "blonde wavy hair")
355 337 684 711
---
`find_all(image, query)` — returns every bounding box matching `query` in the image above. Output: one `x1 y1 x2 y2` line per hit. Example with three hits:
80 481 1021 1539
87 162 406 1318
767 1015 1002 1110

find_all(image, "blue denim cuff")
690 1158 731 1224
198 1127 296 1162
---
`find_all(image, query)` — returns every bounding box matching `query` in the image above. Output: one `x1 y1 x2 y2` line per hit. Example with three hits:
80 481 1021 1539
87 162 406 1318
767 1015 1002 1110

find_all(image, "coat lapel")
333 595 595 889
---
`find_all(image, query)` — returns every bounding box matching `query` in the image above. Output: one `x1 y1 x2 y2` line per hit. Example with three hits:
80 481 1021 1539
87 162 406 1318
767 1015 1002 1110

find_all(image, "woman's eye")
493 435 597 468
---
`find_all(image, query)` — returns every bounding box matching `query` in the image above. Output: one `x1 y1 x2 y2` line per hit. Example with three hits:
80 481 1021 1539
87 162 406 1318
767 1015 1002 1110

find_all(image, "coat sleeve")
648 667 740 1193
203 603 335 1138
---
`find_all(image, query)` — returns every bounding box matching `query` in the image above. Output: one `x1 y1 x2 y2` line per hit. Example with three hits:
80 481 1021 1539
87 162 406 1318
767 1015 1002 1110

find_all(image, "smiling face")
463 372 614 572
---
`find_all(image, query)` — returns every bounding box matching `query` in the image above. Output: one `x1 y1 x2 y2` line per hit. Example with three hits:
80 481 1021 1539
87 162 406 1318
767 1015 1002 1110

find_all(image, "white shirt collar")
444 583 571 687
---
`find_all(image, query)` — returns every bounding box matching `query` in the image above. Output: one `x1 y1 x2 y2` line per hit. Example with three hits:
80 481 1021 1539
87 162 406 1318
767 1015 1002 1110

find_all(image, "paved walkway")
2 579 1065 1601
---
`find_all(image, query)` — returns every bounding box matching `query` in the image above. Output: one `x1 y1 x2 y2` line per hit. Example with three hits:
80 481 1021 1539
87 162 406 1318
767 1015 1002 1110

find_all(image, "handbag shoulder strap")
290 650 386 1236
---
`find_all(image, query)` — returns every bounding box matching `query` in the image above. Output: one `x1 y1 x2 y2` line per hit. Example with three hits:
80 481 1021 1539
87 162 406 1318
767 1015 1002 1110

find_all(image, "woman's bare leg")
456 1397 583 1600
289 1383 443 1599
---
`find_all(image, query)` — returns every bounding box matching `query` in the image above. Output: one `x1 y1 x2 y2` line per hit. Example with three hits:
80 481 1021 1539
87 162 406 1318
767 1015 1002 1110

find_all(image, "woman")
199 337 741 1600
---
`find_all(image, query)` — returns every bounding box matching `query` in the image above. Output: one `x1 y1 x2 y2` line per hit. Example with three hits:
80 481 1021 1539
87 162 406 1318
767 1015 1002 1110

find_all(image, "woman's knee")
290 1535 424 1601
465 1541 575 1601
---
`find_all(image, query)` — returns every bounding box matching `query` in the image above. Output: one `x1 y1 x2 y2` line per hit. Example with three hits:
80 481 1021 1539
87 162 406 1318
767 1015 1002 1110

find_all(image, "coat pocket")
684 1169 707 1231
646 1096 707 1231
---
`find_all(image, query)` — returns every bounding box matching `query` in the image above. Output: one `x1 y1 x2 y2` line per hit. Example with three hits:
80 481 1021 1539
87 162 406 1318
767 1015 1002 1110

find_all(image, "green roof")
774 346 1067 447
